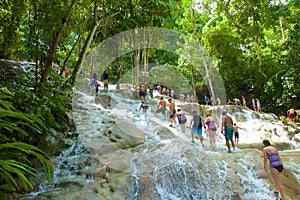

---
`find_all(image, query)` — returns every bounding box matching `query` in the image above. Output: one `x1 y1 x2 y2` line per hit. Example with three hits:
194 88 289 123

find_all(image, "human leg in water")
271 167 285 200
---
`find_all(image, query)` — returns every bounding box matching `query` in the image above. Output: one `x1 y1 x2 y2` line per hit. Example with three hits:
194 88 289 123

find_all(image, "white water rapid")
20 85 300 200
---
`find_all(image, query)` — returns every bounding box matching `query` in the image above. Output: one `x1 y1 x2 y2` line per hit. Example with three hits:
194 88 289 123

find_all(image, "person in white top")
256 98 262 112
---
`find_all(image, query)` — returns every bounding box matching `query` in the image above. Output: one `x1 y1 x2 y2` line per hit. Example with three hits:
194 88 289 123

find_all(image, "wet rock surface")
19 89 300 200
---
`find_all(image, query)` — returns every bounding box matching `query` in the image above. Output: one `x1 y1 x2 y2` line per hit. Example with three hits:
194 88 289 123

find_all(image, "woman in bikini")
204 113 218 148
262 139 285 200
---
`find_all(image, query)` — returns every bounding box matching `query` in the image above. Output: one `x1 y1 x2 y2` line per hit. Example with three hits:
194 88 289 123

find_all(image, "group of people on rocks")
189 110 239 152
86 70 109 95
226 96 262 113
251 97 262 112
138 94 286 200
136 84 247 152
280 108 300 124
153 84 175 98
139 90 241 153
288 108 300 122
84 77 284 200
137 83 175 102
179 94 196 103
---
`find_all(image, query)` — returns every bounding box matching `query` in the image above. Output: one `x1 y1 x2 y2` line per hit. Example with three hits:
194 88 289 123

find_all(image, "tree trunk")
69 2 99 87
190 4 198 100
199 48 215 104
116 35 121 90
143 48 147 84
134 50 140 88
277 0 285 40
40 0 78 85
132 29 140 88
143 28 147 84
60 33 83 75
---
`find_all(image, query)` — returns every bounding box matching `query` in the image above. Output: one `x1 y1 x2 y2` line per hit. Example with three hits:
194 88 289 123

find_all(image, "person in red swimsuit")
287 108 295 122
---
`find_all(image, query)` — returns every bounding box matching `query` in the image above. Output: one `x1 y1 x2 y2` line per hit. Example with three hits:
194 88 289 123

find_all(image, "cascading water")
20 87 300 200
125 137 277 200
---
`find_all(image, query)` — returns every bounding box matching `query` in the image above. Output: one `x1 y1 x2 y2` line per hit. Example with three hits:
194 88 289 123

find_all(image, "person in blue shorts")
205 95 209 105
190 111 204 146
139 101 148 116
139 85 147 101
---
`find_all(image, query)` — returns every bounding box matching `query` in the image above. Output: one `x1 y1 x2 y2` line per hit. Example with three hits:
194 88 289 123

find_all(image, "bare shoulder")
263 146 277 152
270 146 278 152
262 147 268 152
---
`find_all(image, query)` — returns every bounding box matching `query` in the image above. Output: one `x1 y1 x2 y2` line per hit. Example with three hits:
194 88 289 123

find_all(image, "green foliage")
0 88 53 199
13 72 71 133
0 88 48 144
0 142 53 199
0 0 26 59
1 0 300 197
148 64 192 94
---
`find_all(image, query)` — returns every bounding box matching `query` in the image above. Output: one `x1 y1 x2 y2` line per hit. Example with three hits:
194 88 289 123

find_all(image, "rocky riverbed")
19 86 300 200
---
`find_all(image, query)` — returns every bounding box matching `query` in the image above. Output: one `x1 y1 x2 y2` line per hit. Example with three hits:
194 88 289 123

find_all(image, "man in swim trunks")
103 70 109 90
256 98 262 112
287 108 295 122
262 139 285 200
233 123 243 144
155 97 167 121
168 98 176 127
221 111 235 153
139 85 147 101
148 83 154 98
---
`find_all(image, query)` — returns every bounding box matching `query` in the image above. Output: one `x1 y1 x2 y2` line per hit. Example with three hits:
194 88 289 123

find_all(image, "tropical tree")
264 0 300 111
0 0 26 59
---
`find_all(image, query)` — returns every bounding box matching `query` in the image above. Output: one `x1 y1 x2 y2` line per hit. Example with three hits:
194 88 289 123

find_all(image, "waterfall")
20 86 300 200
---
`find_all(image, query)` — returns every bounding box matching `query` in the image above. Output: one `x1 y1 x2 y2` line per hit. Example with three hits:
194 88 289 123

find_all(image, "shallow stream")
20 88 300 200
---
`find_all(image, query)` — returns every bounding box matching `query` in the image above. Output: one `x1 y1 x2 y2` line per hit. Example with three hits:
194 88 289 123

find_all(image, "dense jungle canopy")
0 0 300 199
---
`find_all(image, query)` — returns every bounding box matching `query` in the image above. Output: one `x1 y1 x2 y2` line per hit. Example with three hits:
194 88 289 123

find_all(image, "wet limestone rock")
96 149 131 173
108 172 131 193
156 126 177 140
109 121 145 149
119 83 133 90
95 94 117 108
38 128 66 157
293 134 300 143
116 88 133 99
132 90 141 100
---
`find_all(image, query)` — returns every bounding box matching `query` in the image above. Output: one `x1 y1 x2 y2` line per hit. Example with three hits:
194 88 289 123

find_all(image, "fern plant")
0 88 53 199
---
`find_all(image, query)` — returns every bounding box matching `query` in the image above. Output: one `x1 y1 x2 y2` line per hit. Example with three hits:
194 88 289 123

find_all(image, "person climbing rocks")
175 109 187 133
262 139 286 200
221 110 235 153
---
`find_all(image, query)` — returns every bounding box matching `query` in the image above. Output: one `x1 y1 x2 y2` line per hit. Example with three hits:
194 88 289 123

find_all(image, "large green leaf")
0 142 53 197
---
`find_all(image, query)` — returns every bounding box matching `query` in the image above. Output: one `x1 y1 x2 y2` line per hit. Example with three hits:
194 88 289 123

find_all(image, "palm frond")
0 143 53 195
0 88 53 199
